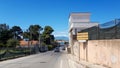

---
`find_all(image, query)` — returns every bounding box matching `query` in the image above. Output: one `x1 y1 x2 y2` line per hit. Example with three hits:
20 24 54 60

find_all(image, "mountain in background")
55 36 69 41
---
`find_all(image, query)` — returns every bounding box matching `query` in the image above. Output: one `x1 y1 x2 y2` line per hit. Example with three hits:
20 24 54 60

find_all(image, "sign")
77 32 88 40
78 40 86 42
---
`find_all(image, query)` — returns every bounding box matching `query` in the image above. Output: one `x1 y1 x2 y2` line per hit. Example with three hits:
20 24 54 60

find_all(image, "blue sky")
0 0 120 37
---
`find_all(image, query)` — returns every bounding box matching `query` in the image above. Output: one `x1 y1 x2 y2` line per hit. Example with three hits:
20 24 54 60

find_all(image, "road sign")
77 32 88 40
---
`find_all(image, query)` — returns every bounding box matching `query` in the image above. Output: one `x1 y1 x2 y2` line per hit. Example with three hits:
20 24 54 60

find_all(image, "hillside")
55 36 69 41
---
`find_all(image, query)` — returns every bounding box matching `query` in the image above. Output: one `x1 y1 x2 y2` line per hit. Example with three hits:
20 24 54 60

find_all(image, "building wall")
73 41 80 61
72 39 120 68
69 13 90 23
87 39 120 68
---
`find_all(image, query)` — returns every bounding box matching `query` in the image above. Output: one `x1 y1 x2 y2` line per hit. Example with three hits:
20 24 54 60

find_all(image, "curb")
67 54 86 68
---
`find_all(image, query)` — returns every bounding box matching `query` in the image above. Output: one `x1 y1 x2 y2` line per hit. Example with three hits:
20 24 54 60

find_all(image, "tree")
10 26 23 40
0 24 12 47
23 31 30 40
28 25 42 40
0 29 13 45
0 24 9 32
50 35 55 44
11 26 22 33
41 26 54 45
43 26 54 34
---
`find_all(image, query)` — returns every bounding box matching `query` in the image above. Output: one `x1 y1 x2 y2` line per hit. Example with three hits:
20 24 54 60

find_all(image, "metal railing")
0 45 39 61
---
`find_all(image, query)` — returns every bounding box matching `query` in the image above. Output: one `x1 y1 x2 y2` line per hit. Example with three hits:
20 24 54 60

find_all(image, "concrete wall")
88 39 120 68
73 41 80 61
72 39 120 68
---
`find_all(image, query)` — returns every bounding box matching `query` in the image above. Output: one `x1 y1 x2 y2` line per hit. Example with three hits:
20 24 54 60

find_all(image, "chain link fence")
81 19 120 40
0 45 40 61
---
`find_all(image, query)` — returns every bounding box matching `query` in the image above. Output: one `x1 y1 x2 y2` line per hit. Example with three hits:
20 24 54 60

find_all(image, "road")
0 50 70 68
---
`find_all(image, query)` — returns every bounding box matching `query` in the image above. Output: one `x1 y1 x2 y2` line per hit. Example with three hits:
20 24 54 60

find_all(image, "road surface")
0 50 70 68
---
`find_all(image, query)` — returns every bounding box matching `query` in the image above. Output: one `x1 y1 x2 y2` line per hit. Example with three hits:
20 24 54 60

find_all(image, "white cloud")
53 31 68 37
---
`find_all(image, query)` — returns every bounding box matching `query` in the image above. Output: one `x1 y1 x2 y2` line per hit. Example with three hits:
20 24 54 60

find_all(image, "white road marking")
60 60 63 68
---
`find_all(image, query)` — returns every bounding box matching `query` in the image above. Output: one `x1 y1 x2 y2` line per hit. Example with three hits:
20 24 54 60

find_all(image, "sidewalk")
67 54 108 68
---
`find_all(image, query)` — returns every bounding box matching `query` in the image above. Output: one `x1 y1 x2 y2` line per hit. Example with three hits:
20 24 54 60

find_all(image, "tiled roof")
20 40 39 46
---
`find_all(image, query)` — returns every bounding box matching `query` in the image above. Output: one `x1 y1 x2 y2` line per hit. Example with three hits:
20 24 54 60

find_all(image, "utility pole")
38 30 41 52
29 29 32 54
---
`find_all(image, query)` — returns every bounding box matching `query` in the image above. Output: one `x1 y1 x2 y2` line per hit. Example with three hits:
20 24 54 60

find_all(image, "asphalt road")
0 50 70 68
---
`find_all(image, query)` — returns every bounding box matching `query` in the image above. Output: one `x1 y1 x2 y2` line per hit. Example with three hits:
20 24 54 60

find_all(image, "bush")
41 42 46 46
0 43 5 47
48 45 53 50
7 39 19 47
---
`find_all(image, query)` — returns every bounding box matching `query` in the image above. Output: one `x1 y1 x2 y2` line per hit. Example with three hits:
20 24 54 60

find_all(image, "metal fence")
0 45 40 61
81 19 120 40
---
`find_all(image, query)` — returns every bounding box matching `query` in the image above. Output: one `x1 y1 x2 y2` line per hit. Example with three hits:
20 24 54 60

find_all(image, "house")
20 40 39 47
69 12 98 52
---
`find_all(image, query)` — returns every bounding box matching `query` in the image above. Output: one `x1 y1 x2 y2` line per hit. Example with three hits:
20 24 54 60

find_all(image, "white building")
69 12 98 47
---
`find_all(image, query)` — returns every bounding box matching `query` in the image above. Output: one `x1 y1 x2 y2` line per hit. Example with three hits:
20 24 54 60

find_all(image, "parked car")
62 46 65 50
39 46 48 52
54 47 60 52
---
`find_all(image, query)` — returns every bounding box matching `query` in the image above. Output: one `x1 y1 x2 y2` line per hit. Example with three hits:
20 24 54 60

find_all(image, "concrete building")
68 12 120 68
69 12 98 51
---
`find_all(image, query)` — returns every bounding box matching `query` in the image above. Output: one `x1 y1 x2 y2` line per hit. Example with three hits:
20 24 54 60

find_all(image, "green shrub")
0 43 5 47
48 45 53 50
7 39 19 47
